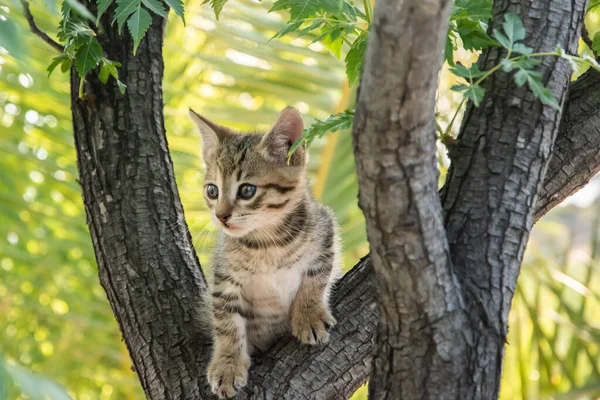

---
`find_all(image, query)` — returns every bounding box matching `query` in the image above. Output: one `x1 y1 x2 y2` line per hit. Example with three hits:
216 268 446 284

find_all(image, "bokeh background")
1 0 600 399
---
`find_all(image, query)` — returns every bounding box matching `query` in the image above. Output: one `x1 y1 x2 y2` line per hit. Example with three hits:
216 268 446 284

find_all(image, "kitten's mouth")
221 222 241 232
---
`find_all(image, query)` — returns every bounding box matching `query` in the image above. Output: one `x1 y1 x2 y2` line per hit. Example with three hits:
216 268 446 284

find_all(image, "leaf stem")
443 97 466 138
363 0 372 24
324 21 353 46
79 78 85 98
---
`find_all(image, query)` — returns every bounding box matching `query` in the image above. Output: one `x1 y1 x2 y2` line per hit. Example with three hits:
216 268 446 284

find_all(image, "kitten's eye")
206 184 219 200
238 184 256 199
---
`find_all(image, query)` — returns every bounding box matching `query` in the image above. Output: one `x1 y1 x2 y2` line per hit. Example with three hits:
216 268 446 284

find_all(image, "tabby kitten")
189 107 341 398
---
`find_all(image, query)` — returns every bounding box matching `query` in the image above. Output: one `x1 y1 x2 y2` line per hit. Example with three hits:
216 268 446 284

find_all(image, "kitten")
189 107 341 398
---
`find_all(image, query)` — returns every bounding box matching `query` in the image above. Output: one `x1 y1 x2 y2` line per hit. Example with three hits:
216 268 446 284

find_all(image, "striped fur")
190 107 341 398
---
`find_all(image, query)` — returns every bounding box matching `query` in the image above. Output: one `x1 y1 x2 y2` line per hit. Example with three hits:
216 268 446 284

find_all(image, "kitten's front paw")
207 354 250 398
291 306 336 345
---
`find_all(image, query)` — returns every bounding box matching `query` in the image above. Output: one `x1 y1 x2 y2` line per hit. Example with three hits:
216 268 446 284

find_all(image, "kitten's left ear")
188 108 230 160
261 107 305 165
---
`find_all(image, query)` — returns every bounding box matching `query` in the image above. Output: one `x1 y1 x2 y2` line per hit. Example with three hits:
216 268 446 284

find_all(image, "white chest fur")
242 266 303 311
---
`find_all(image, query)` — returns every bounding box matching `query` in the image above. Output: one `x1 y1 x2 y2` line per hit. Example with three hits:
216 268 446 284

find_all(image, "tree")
9 0 600 397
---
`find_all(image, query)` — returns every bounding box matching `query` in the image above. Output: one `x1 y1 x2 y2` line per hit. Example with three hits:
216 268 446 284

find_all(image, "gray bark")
70 12 212 399
351 0 472 397
69 0 596 399
440 0 585 397
351 0 587 398
535 69 600 218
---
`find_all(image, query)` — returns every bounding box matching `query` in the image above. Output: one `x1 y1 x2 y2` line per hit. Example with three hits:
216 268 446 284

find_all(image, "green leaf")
269 0 322 20
61 58 73 72
450 84 470 92
142 0 167 17
47 55 70 77
451 83 485 106
207 0 227 19
113 0 140 33
464 84 485 106
60 0 71 29
57 19 95 42
501 58 515 72
271 21 303 39
74 35 103 77
322 30 344 58
493 13 527 52
127 6 152 55
501 56 540 73
502 13 526 44
492 29 511 50
449 63 485 79
512 42 533 55
117 79 127 94
515 68 559 109
98 63 110 83
345 32 368 86
97 0 114 23
164 0 185 23
64 0 96 23
592 32 600 54
300 109 355 149
513 69 529 87
456 20 498 51
451 0 492 22
0 14 22 59
98 59 121 84
445 30 456 66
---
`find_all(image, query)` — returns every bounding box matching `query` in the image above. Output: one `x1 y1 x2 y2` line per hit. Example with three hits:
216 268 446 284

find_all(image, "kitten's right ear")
188 108 229 159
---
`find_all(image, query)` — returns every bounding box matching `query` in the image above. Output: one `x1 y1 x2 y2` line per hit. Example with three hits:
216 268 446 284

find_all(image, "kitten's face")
189 107 306 237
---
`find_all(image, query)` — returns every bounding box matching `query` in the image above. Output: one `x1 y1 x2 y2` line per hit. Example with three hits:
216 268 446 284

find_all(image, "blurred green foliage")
1 0 600 399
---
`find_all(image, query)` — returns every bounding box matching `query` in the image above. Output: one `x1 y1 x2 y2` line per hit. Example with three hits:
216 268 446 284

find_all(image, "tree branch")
535 68 600 218
20 0 64 53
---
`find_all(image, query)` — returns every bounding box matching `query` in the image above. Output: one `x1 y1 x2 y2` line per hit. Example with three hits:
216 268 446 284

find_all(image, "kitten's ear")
188 108 229 159
261 107 305 165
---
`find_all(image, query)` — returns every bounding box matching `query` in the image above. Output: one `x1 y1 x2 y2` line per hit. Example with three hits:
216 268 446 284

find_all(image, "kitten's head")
189 107 307 237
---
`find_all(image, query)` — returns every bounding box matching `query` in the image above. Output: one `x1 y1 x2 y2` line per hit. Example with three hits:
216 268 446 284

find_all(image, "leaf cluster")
49 0 185 95
448 14 600 111
446 0 495 65
263 0 369 87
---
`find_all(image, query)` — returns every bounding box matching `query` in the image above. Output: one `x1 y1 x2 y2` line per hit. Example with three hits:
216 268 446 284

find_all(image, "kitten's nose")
216 212 231 224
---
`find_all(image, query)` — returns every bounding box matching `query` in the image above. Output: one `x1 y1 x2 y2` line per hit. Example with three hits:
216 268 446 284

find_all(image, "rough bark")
69 1 597 400
535 69 600 218
439 0 586 397
350 0 476 397
71 12 212 400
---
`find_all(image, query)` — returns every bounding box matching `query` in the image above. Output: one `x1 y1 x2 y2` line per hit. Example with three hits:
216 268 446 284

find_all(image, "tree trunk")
440 0 585 396
69 0 596 399
351 0 472 397
352 0 586 398
70 13 213 399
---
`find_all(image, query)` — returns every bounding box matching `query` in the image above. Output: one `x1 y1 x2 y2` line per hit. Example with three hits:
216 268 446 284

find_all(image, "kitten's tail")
194 289 214 343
